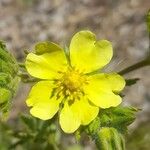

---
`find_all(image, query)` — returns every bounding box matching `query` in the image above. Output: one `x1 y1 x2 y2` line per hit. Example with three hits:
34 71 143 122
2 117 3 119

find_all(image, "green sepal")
34 41 62 55
98 106 138 133
96 127 125 150
86 106 138 135
85 117 101 137
84 106 138 150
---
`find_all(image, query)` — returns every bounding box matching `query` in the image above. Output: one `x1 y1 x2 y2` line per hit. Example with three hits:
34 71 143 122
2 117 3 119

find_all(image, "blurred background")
0 0 150 149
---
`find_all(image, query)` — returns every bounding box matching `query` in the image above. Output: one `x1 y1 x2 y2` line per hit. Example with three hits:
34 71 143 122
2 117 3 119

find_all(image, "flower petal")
83 74 123 108
26 81 54 106
26 81 61 120
25 42 68 79
59 97 99 133
30 100 60 120
104 73 125 92
73 98 99 125
70 31 113 73
59 102 81 133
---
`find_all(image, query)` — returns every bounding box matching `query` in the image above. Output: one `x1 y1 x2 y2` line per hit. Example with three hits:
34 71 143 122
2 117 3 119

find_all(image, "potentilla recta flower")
25 31 125 133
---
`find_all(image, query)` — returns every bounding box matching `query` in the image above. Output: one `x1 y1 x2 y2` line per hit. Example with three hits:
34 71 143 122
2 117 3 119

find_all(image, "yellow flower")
25 31 125 133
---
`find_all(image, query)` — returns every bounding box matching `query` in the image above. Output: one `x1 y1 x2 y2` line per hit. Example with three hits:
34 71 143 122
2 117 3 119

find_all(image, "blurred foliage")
84 106 138 150
0 107 138 150
17 0 38 7
86 106 138 135
0 41 20 120
127 120 150 150
146 9 150 33
0 114 85 150
0 115 61 150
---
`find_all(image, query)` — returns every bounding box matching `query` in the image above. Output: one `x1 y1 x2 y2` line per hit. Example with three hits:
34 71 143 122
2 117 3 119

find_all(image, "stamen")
52 68 88 103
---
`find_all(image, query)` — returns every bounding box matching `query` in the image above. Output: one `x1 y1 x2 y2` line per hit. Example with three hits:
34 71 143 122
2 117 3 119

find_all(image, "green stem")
148 32 150 51
22 78 40 83
17 72 40 83
118 59 150 75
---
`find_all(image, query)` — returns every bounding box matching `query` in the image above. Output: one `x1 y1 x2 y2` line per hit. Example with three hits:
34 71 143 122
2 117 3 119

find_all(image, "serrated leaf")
85 107 137 150
0 41 20 120
0 88 12 103
0 44 17 66
85 106 138 137
20 115 36 131
85 117 101 136
99 106 138 133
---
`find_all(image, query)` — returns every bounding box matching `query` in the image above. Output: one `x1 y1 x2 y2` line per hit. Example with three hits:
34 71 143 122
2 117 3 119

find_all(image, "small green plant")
0 10 150 150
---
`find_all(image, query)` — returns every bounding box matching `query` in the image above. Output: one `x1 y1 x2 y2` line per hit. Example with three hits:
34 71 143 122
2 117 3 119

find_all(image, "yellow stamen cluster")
54 69 88 102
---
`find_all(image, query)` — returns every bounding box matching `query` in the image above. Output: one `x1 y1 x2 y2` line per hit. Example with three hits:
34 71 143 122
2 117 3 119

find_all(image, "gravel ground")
0 0 150 149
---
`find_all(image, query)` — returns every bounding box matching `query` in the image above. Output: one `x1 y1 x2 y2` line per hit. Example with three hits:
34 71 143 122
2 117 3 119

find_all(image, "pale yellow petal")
104 73 125 92
59 102 81 133
86 90 121 108
70 31 113 73
84 74 122 108
85 73 125 92
30 100 60 120
25 42 68 79
59 98 99 133
26 81 54 106
26 81 61 120
71 98 99 125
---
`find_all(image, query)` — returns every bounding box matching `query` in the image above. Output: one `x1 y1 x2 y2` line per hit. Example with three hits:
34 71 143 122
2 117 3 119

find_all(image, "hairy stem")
93 128 125 150
118 59 150 75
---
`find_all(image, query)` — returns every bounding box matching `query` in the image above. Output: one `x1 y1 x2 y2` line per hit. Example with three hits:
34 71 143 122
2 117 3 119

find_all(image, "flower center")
63 70 84 91
54 69 88 101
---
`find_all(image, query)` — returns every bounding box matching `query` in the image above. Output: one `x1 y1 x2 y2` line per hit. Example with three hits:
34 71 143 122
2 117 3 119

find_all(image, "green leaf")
0 41 20 120
85 107 138 150
0 88 12 103
125 78 139 86
99 106 138 133
20 115 36 131
86 106 138 135
85 117 101 137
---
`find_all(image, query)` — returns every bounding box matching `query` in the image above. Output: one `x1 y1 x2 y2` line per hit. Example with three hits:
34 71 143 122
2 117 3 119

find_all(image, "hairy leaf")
0 41 20 120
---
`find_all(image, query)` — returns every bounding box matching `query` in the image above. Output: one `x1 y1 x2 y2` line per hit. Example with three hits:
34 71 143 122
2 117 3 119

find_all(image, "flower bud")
96 127 125 150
